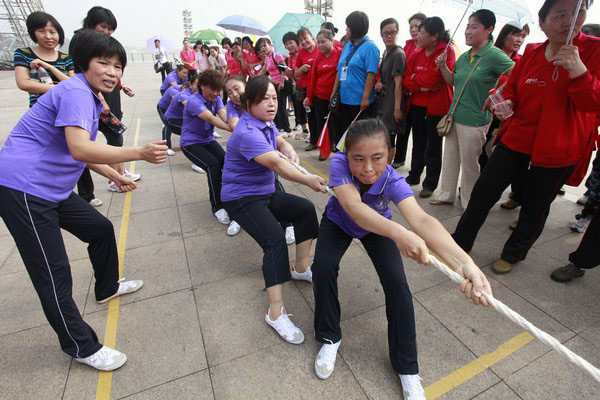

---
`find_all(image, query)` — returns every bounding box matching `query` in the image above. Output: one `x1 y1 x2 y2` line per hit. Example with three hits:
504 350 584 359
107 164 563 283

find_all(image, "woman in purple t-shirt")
311 119 492 396
181 70 240 236
221 76 328 345
0 31 168 372
224 75 246 130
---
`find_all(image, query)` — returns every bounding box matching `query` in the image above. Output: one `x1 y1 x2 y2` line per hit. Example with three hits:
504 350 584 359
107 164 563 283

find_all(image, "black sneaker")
419 188 433 198
391 162 405 169
305 144 316 151
405 176 419 186
551 263 585 283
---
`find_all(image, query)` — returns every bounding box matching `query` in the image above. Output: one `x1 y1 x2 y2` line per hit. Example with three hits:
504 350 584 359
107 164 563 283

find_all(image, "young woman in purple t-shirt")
224 75 246 131
311 119 492 397
0 31 168 372
221 76 328 345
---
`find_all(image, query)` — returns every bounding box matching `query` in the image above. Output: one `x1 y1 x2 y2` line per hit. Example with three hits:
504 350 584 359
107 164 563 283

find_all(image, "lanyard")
346 37 367 64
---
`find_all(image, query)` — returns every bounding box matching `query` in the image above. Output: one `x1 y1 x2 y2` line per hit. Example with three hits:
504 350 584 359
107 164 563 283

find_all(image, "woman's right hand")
306 175 328 193
491 100 514 121
139 140 168 163
435 51 448 68
394 229 429 265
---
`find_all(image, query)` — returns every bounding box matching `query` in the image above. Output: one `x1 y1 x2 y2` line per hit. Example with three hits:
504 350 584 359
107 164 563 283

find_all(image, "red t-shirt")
226 51 242 76
180 49 197 71
307 46 342 101
295 46 319 89
404 39 418 62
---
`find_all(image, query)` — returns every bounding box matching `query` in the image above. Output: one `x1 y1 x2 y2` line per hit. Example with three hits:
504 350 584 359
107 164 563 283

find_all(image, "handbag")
436 50 487 137
153 60 163 73
329 38 367 113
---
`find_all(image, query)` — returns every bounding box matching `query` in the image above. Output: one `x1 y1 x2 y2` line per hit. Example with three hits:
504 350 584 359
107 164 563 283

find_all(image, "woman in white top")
196 43 212 73
153 39 172 81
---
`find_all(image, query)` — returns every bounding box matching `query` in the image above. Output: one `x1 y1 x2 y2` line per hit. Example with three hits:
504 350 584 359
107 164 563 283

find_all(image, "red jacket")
498 33 600 184
497 52 521 88
307 46 341 101
404 39 418 61
403 42 455 117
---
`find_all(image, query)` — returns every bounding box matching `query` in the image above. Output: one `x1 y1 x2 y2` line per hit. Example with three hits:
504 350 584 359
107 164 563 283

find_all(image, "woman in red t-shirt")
403 17 455 198
295 28 320 151
305 30 341 159
180 38 198 78
453 0 600 275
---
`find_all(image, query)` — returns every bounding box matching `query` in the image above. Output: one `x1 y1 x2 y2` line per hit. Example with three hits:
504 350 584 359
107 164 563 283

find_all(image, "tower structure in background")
304 0 333 19
0 0 44 63
182 9 192 38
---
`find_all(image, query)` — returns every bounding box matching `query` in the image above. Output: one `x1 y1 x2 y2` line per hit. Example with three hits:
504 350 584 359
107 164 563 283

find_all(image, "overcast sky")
44 0 600 53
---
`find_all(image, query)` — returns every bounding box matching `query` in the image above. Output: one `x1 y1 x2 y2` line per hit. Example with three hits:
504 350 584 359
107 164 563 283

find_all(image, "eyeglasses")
381 30 398 37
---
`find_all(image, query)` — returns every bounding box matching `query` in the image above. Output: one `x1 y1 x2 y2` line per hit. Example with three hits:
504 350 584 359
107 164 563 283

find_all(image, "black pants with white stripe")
182 141 225 213
0 186 119 358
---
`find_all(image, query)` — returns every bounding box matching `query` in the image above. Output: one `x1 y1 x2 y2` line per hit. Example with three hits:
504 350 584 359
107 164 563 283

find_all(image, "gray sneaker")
570 215 591 233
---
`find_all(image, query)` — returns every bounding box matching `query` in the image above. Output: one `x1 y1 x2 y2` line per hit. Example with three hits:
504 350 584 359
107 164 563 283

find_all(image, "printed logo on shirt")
525 78 547 87
370 195 389 213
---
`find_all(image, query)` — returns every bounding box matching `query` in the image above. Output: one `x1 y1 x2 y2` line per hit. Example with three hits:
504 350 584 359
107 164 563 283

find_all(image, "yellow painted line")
425 332 535 399
96 118 141 400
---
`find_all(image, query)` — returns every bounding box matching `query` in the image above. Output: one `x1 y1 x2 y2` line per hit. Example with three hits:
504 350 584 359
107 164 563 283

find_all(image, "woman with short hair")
180 38 198 78
14 11 74 107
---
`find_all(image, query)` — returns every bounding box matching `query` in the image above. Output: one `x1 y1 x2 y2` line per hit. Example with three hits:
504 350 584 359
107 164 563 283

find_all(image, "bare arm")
360 72 376 110
394 74 404 120
254 151 326 192
198 110 231 132
228 117 239 131
15 66 54 94
64 126 167 164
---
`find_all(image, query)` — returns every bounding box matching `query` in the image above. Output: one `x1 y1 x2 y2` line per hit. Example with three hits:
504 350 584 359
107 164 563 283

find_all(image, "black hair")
221 37 233 47
198 69 224 91
321 21 338 35
297 27 313 39
282 31 299 45
582 23 600 37
409 13 427 23
380 18 399 32
345 11 369 40
494 23 530 50
201 44 210 53
193 42 201 51
26 11 65 46
470 9 496 41
240 76 278 112
242 36 254 47
82 6 117 31
539 0 593 22
420 17 451 43
189 73 200 86
232 39 242 47
176 64 187 73
71 30 126 72
345 119 390 152
154 39 160 44
224 75 246 87
317 29 334 41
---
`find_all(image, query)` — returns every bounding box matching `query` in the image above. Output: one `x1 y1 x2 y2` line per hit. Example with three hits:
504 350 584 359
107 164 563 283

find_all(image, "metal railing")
126 52 179 63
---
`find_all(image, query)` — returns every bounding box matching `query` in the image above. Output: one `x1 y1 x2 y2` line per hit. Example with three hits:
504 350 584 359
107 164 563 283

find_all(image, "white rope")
427 255 600 383
276 151 600 384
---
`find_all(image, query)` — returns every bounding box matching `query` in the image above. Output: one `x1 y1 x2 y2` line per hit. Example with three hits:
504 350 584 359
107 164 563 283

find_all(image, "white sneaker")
191 164 206 174
107 181 123 193
214 208 230 225
399 374 426 400
213 132 222 138
265 306 304 344
285 226 295 245
167 149 175 156
89 198 103 207
124 169 141 182
97 278 144 304
315 340 341 379
75 346 127 371
227 220 241 236
291 265 312 283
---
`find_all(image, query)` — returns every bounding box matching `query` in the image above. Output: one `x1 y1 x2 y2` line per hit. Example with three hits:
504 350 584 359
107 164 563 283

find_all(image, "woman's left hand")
30 59 50 70
286 150 299 165
456 262 492 307
394 108 404 122
360 97 370 112
122 85 135 97
113 175 138 192
553 45 587 78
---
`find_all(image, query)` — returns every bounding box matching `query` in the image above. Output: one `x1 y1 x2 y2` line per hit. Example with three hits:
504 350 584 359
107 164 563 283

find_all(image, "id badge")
340 66 348 81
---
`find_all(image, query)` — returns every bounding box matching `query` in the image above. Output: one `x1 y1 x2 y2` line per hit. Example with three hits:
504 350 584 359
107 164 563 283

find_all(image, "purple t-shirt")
160 70 184 93
0 73 103 203
226 100 242 123
221 113 279 202
181 93 224 147
158 85 180 110
164 88 191 120
326 152 413 238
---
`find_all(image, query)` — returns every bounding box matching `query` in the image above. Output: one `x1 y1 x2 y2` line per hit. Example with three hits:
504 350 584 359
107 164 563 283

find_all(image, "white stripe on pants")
434 122 490 209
